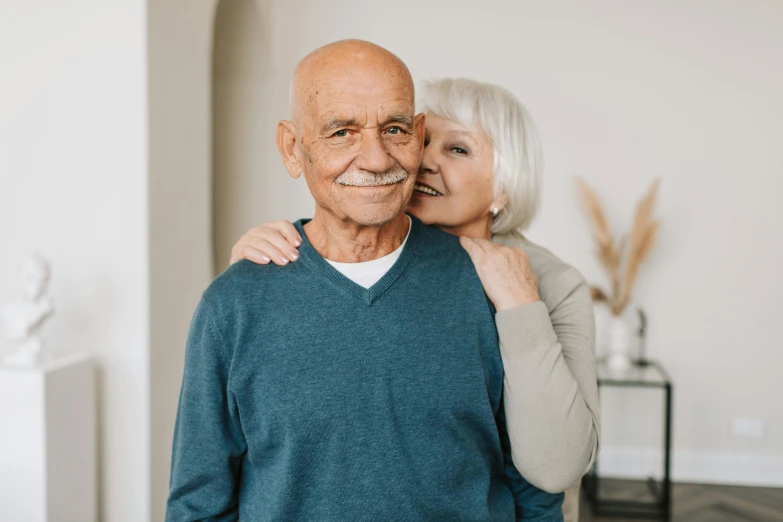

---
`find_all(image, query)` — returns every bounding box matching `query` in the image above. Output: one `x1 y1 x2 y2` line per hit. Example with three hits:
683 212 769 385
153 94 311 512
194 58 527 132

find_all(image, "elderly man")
166 40 563 521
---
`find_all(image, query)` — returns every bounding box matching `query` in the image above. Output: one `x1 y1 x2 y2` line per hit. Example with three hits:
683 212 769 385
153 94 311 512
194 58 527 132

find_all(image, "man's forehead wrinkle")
381 112 414 127
323 118 358 131
315 103 413 130
320 110 366 131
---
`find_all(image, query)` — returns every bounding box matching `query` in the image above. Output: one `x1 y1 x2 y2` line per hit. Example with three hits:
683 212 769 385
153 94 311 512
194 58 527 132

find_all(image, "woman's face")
406 113 498 237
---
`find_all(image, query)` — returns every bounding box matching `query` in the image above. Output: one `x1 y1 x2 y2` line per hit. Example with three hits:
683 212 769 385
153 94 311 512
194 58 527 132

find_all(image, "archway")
211 0 264 274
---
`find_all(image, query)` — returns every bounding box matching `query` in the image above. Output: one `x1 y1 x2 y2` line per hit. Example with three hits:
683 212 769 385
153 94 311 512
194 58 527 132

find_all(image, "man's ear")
276 120 304 179
413 112 426 152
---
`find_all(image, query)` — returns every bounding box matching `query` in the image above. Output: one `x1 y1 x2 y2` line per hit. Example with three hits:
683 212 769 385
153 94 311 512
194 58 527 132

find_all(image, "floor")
579 479 783 522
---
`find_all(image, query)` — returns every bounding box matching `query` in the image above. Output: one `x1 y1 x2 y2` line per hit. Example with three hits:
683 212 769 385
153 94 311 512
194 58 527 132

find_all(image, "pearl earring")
492 207 499 218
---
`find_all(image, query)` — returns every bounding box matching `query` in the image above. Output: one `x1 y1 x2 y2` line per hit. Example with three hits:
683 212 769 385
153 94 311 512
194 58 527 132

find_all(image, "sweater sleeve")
495 268 600 494
498 400 565 521
166 296 247 521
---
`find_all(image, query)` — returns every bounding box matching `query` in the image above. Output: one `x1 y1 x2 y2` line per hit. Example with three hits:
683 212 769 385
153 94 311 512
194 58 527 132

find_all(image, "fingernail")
280 258 289 265
261 256 270 263
289 252 299 261
294 239 301 246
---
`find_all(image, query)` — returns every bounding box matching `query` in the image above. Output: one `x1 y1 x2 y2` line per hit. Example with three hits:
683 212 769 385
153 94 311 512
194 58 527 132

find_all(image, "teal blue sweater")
166 217 563 521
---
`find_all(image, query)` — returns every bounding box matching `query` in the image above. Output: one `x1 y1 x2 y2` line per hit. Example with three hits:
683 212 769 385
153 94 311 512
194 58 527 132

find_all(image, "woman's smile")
412 181 443 197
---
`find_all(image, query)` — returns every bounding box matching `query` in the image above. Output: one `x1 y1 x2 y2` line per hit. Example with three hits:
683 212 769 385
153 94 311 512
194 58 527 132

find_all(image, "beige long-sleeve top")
492 230 601 494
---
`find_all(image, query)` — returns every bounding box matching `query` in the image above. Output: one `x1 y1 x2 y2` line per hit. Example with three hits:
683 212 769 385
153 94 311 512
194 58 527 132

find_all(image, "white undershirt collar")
326 216 412 289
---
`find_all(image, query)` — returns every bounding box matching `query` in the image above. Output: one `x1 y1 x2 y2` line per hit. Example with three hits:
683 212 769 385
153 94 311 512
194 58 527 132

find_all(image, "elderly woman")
229 78 600 521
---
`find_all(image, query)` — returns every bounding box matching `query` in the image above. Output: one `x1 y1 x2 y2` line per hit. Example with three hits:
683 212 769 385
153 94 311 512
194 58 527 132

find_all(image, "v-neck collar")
293 215 422 305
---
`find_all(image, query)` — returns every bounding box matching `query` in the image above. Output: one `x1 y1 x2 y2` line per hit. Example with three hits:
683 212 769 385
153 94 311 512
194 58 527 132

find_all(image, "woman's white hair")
417 78 543 235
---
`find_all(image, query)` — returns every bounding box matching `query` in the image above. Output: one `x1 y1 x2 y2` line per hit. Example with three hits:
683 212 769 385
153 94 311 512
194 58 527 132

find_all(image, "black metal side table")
583 358 673 520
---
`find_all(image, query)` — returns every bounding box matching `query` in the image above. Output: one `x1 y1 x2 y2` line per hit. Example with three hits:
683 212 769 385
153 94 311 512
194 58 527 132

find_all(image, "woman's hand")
229 221 302 266
459 237 540 312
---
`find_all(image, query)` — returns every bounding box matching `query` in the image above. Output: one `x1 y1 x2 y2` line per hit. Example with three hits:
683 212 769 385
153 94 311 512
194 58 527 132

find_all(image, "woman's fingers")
230 245 271 266
250 239 291 266
253 228 300 263
459 236 486 264
230 232 292 266
230 222 301 266
470 237 494 253
268 221 302 248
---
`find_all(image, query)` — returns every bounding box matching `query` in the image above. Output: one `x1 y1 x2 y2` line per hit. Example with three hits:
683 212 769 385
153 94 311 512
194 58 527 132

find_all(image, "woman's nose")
419 145 438 175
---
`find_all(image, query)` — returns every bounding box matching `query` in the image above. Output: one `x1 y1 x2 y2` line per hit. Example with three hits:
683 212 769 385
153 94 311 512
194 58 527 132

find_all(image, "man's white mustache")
336 168 409 187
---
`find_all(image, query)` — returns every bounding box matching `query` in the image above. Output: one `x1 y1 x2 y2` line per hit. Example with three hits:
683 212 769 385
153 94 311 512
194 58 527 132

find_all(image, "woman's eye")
334 129 348 138
451 146 468 155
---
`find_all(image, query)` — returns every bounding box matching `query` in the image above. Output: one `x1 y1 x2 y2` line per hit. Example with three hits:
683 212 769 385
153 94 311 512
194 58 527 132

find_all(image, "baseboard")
597 446 783 488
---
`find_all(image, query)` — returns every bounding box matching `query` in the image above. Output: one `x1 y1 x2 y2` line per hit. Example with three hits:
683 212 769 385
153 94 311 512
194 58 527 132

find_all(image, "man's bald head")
289 40 414 128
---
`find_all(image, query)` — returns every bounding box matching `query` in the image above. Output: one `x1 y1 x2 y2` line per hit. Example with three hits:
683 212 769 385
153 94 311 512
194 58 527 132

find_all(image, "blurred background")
1 1 781 521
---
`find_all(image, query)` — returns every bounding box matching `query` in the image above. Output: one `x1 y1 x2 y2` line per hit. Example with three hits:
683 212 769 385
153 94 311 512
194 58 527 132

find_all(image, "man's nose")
355 131 396 173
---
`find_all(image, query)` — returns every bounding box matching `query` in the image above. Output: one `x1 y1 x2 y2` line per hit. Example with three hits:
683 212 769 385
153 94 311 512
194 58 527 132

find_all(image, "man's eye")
451 146 468 155
387 126 403 135
334 129 348 138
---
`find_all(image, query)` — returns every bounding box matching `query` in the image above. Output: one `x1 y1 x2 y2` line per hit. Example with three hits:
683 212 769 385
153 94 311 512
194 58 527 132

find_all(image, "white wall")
262 0 783 485
0 2 150 521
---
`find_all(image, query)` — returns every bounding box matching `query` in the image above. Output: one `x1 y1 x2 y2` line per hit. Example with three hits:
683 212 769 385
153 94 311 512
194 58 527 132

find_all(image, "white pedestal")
0 354 96 522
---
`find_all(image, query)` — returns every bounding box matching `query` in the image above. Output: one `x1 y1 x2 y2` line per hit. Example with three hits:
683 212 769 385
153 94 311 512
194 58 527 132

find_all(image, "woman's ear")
276 120 304 179
490 193 509 215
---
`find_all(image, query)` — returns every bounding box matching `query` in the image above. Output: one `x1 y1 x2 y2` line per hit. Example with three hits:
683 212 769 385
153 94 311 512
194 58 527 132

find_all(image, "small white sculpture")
0 255 55 367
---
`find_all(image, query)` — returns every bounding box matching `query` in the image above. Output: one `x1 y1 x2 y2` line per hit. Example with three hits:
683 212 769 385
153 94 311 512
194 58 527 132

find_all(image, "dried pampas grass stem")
577 177 661 316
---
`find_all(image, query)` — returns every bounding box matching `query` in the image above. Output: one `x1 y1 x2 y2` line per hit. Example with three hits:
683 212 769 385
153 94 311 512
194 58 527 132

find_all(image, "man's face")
296 70 425 227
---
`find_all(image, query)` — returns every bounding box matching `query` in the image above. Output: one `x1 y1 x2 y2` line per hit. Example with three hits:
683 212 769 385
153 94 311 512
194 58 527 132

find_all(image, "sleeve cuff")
495 300 558 355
